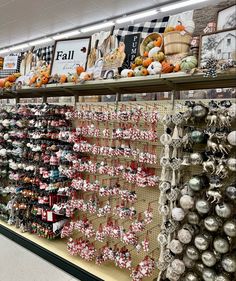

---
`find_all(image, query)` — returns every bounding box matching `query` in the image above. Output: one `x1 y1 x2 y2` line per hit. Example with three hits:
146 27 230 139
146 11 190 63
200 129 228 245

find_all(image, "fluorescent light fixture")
160 0 208 12
116 10 158 24
0 48 10 54
29 37 53 46
81 21 114 33
10 43 29 51
53 30 80 40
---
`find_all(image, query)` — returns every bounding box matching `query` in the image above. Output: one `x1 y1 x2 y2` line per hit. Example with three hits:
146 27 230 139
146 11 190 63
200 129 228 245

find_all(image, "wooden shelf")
0 70 235 99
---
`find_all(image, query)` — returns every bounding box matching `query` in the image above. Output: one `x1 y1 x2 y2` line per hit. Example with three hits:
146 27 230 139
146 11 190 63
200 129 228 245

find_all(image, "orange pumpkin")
0 78 6 88
41 76 49 85
29 76 38 85
127 71 134 77
76 65 85 76
175 21 185 32
141 68 149 76
154 37 162 47
84 73 92 81
7 75 17 83
162 61 174 73
142 58 153 67
173 64 180 72
131 63 137 70
60 74 67 84
143 51 149 57
4 81 13 88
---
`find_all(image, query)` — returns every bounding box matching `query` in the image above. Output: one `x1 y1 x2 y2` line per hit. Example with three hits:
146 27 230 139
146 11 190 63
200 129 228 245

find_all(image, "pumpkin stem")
177 20 182 25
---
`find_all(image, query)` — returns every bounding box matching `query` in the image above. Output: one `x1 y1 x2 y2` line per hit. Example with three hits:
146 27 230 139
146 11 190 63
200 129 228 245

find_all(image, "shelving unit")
0 71 236 281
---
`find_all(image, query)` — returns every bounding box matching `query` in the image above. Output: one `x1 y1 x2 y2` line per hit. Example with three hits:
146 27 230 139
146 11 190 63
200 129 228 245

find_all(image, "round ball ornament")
215 203 232 218
202 268 216 281
186 246 200 261
191 130 204 143
183 272 199 281
195 262 205 274
227 131 236 146
183 255 195 269
192 104 208 118
190 152 203 165
169 239 183 254
187 212 200 225
223 220 236 237
204 216 220 232
227 158 236 171
189 176 202 191
172 207 185 221
228 103 236 119
201 251 217 267
213 237 229 254
215 274 230 281
226 185 236 200
178 228 192 244
196 199 210 214
222 255 236 273
171 259 185 275
194 234 210 251
180 195 195 210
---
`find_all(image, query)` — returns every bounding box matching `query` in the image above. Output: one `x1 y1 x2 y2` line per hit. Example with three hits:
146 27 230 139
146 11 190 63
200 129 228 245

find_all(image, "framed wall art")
199 28 236 67
217 4 236 31
50 37 91 76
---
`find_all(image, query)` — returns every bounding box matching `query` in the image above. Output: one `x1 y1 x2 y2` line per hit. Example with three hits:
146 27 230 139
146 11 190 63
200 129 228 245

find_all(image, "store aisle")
0 235 79 281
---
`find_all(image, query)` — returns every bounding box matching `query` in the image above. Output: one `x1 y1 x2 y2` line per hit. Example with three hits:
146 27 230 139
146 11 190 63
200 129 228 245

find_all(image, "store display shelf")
0 221 133 281
0 70 235 100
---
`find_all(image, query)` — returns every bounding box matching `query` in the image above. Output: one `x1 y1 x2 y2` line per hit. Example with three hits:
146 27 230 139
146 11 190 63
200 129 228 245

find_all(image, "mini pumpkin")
141 68 149 76
29 75 38 86
80 72 93 81
175 21 185 32
7 75 17 83
173 64 181 72
147 61 162 75
134 56 143 66
67 73 78 83
162 61 174 73
60 74 67 84
154 37 162 47
131 63 137 70
0 78 6 88
152 51 165 62
142 58 153 67
180 56 198 71
76 65 85 76
121 69 134 77
133 66 143 76
148 47 162 58
143 51 149 57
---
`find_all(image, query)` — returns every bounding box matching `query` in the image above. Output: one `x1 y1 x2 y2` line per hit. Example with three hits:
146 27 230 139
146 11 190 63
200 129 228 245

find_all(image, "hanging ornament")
191 130 205 143
221 255 236 273
227 158 236 171
195 199 210 214
202 268 217 281
168 239 183 254
215 274 230 281
186 245 200 261
201 251 217 267
180 195 194 210
204 216 220 232
183 272 199 281
189 176 203 192
183 255 196 269
194 234 210 251
192 104 209 118
177 228 192 244
187 212 200 225
227 131 236 146
190 152 203 165
223 220 236 237
226 184 236 200
215 203 232 218
172 207 185 221
171 259 186 275
213 237 229 254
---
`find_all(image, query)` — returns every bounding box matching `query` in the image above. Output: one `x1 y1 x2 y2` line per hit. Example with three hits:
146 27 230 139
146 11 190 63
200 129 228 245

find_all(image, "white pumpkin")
183 19 195 34
148 47 161 58
120 69 134 77
147 61 162 75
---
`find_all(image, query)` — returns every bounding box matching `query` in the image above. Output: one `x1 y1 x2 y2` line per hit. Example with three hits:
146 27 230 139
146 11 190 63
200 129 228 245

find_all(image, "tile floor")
0 235 80 281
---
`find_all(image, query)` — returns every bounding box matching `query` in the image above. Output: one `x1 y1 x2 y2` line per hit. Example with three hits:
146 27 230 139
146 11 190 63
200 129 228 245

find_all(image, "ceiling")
0 0 222 49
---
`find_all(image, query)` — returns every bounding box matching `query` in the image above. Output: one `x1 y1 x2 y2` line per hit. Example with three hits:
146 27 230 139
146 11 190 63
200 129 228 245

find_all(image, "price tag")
164 92 169 99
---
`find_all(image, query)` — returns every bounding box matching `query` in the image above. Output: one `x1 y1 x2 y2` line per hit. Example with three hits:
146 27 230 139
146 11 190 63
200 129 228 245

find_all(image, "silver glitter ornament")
226 185 236 200
227 131 236 146
171 259 185 275
169 239 183 254
192 104 208 118
215 274 230 281
227 158 236 171
183 254 195 269
213 237 229 254
183 272 199 281
204 216 219 232
190 152 203 165
187 212 200 225
196 199 210 214
195 261 205 274
191 130 205 143
189 176 202 191
202 268 216 281
186 246 200 261
215 203 232 218
180 195 195 210
223 220 236 237
222 255 236 273
194 234 210 251
177 228 192 244
201 251 217 267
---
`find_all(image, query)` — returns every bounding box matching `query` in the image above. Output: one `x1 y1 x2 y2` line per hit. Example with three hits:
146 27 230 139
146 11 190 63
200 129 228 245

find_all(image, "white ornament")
172 207 185 221
178 228 192 244
171 259 185 275
227 131 236 146
180 195 194 210
169 239 183 254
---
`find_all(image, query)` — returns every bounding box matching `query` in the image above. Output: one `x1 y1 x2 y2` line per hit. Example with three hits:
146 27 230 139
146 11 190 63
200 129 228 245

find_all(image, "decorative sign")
3 54 18 70
121 33 141 69
50 37 91 75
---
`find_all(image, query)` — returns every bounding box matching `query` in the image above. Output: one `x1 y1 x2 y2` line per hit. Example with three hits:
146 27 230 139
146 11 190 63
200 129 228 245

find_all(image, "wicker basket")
140 33 163 56
164 31 192 55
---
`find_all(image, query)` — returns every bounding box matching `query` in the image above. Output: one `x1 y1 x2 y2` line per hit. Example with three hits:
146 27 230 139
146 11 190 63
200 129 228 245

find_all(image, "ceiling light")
53 30 80 40
81 21 114 33
10 43 29 51
29 37 53 46
116 10 158 24
160 0 208 12
0 48 10 54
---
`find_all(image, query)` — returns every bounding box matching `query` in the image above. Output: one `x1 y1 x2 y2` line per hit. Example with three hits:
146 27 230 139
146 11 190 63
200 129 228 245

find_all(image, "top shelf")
0 70 236 99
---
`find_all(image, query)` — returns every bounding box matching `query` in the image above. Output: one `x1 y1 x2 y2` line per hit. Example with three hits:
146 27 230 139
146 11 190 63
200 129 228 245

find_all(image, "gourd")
142 58 153 67
140 68 149 76
152 51 165 62
154 37 162 47
180 56 198 71
60 74 67 84
121 69 134 77
148 47 162 58
134 66 144 76
134 56 143 66
76 65 85 76
147 61 162 75
173 64 181 72
0 78 6 88
162 61 174 73
67 73 78 82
